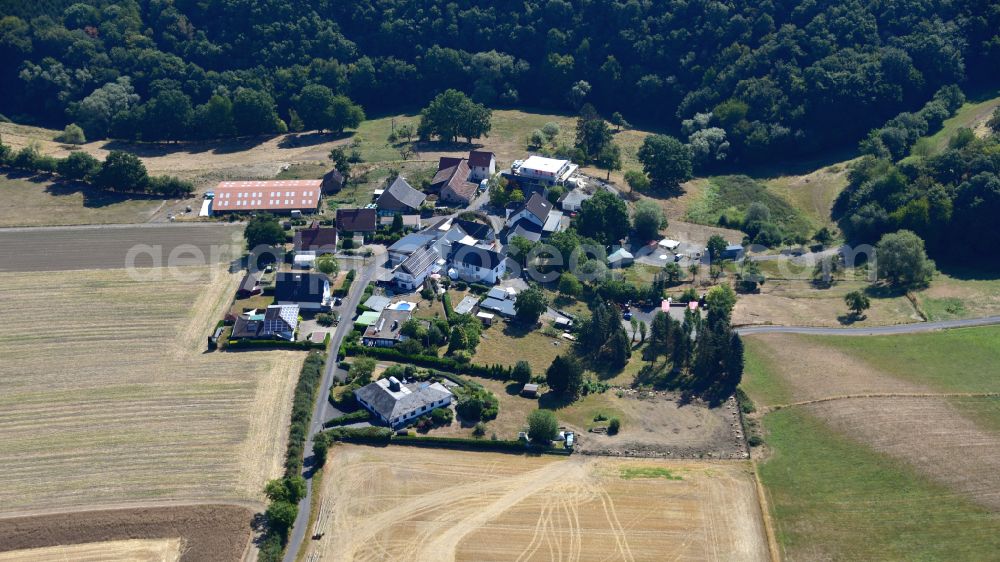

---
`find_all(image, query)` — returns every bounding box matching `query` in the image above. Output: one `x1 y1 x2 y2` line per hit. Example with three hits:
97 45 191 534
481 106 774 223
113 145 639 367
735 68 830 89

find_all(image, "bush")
392 435 571 455
323 409 372 427
527 409 559 443
473 421 486 437
55 123 86 145
226 337 326 351
316 312 336 327
430 407 454 425
148 175 195 196
323 426 392 443
283 352 327 476
608 417 621 435
748 435 763 447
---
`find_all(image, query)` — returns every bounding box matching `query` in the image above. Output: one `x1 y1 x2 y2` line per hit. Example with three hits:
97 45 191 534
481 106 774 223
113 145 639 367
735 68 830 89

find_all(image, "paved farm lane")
283 256 377 562
0 222 244 272
736 315 1000 336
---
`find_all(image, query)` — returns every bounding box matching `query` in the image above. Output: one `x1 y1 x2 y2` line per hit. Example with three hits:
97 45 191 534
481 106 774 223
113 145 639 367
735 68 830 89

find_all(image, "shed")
521 383 539 398
722 244 744 260
658 239 680 250
454 295 479 315
607 247 634 266
476 311 495 326
293 253 316 269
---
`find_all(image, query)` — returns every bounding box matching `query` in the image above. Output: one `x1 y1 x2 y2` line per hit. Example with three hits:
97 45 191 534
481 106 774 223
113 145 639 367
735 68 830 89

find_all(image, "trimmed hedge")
323 409 372 427
284 351 327 476
393 435 572 455
334 269 356 297
323 426 392 443
226 334 328 351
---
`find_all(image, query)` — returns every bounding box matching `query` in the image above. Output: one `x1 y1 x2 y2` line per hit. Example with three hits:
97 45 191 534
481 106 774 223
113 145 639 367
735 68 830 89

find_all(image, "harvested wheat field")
0 538 182 562
303 445 769 562
0 504 254 562
0 266 302 513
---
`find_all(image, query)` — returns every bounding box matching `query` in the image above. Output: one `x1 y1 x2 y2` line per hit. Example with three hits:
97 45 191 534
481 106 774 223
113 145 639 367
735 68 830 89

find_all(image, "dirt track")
0 504 253 562
303 445 769 562
0 223 243 272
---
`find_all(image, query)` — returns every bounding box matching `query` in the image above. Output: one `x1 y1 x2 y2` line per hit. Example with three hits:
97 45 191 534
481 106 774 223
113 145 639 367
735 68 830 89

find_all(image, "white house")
394 245 439 291
510 155 578 185
505 192 552 229
450 242 506 285
354 377 453 428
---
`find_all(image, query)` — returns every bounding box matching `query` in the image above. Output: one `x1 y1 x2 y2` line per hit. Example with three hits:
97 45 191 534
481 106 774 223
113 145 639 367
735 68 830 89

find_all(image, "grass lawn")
913 270 1000 321
759 407 1000 561
948 396 1000 433
763 160 852 231
810 326 1000 394
228 292 274 316
472 321 566 374
923 89 1000 154
412 295 446 321
274 162 329 180
549 391 628 431
740 340 795 408
0 173 164 227
686 175 814 238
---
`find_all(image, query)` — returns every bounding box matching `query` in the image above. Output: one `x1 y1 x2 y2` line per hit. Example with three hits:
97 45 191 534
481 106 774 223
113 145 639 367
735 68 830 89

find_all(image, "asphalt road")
735 315 1000 336
0 222 244 272
282 256 377 562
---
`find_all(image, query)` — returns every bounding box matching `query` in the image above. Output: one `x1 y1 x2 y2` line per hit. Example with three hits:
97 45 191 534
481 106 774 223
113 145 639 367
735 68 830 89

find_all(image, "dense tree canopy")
2 0 998 159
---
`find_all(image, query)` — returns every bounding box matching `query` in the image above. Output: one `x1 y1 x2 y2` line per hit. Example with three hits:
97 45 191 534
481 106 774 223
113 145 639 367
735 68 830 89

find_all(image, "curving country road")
735 315 1000 336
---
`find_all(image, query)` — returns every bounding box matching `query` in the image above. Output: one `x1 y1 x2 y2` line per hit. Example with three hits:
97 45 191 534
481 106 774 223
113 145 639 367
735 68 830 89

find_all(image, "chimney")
388 377 401 392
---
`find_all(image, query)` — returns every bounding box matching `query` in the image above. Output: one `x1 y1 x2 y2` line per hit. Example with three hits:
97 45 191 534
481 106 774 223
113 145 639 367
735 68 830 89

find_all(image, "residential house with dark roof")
468 150 496 181
450 242 506 285
479 285 518 317
362 308 412 347
293 224 339 255
502 192 564 242
394 245 439 291
376 176 426 216
453 218 495 242
354 376 453 428
274 272 331 310
336 208 377 234
231 304 300 341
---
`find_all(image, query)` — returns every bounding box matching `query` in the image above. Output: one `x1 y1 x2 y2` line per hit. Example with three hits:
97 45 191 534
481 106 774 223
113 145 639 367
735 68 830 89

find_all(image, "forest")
2 0 999 163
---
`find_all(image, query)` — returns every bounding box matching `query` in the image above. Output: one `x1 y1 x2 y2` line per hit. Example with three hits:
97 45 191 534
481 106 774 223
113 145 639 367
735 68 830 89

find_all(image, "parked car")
623 311 633 320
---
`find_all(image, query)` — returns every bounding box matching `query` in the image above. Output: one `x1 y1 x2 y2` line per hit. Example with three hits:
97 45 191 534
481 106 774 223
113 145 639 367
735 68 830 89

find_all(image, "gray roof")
363 308 411 342
378 176 426 210
503 219 543 243
480 297 516 317
518 192 552 222
453 219 494 241
451 242 505 270
363 295 391 311
542 209 564 233
400 245 439 276
388 232 434 255
558 189 592 209
453 295 479 315
354 379 453 422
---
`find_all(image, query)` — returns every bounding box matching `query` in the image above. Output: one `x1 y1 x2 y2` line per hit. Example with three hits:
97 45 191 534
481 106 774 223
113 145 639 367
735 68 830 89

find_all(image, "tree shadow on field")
278 131 351 149
45 179 159 207
100 134 275 156
538 390 575 411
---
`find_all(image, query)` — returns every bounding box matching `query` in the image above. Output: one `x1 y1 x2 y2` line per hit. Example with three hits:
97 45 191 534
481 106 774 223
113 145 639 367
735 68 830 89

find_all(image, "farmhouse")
294 224 339 254
377 176 426 215
231 304 300 341
432 159 477 206
274 272 331 310
211 180 322 214
354 376 453 428
362 308 412 347
336 208 378 234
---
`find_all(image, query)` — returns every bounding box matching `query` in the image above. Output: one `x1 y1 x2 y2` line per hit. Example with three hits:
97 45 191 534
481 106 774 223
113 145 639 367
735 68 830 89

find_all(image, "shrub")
527 409 559 443
748 435 763 447
608 417 621 435
323 409 371 427
473 421 486 437
55 123 87 144
430 407 454 425
316 312 336 326
283 351 326 476
323 426 392 443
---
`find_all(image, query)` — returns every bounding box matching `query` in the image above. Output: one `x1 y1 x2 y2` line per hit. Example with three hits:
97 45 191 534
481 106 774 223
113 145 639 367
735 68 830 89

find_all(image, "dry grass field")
0 265 302 513
0 173 165 227
742 328 1000 559
302 445 769 562
0 538 182 562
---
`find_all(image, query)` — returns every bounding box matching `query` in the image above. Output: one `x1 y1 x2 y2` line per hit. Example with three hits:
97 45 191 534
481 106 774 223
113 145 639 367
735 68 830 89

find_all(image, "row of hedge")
341 342 514 380
259 350 328 562
323 409 372 428
334 269 356 298
226 334 329 351
320 427 571 455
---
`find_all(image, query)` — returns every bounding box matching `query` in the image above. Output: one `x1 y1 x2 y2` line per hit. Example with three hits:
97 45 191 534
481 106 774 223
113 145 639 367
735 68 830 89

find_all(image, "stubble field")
0 538 182 562
0 265 302 514
302 445 769 562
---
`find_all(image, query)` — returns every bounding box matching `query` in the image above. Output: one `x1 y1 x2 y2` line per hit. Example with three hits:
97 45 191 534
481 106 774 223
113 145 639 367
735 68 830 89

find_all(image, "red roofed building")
211 180 322 214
